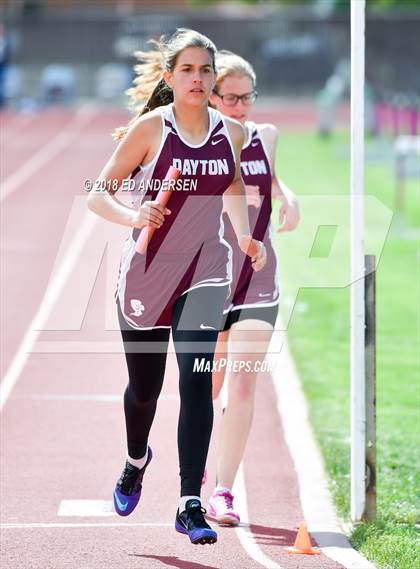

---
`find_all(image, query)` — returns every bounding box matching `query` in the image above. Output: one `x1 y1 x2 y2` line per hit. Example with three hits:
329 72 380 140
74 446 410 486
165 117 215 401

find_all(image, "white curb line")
269 326 376 569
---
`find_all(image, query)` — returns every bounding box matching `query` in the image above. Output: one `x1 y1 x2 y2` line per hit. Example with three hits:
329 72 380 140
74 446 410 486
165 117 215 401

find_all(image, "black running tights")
117 285 228 497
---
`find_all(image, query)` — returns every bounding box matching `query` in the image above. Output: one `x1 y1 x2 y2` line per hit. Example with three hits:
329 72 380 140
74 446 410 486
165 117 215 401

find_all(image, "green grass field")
272 130 419 569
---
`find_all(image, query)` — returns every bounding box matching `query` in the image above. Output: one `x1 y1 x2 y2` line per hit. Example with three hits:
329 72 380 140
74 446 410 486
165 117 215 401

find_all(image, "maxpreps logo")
193 358 276 373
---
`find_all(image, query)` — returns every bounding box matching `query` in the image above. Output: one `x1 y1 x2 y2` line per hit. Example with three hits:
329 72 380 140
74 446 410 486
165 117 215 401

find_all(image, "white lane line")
1 113 37 140
219 382 283 569
3 132 111 150
36 394 123 402
31 342 126 353
233 464 284 569
28 394 177 402
0 212 97 412
31 340 278 353
0 104 97 202
58 500 116 517
269 325 376 569
0 522 173 529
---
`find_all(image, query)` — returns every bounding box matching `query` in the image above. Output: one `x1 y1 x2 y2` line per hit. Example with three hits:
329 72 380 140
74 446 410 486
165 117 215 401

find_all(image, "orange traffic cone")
285 522 321 555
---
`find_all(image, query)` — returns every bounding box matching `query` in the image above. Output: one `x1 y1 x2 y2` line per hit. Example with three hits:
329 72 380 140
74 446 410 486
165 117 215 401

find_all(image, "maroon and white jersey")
116 104 236 329
223 122 280 313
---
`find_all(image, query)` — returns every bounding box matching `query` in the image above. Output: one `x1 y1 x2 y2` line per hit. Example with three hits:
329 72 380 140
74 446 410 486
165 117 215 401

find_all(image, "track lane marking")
0 522 173 529
28 394 177 402
269 326 376 569
219 380 284 568
0 212 97 411
0 112 38 140
58 500 116 517
233 464 284 569
1 105 97 202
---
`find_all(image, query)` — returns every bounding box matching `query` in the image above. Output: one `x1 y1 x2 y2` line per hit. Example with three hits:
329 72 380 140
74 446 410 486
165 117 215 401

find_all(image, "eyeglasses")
213 90 258 106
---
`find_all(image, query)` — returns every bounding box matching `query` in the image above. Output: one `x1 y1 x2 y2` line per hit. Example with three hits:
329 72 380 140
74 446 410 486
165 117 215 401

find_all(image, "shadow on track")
248 523 298 547
129 554 220 569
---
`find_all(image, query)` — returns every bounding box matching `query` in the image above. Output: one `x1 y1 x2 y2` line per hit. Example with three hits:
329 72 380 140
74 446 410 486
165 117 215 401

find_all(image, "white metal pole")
350 0 366 521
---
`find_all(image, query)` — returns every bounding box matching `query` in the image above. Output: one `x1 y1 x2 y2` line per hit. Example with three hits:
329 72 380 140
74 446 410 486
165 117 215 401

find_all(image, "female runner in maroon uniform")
205 51 299 525
87 31 266 545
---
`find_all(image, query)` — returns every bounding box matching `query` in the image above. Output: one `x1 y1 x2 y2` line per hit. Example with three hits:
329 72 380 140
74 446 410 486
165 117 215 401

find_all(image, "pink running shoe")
206 489 240 526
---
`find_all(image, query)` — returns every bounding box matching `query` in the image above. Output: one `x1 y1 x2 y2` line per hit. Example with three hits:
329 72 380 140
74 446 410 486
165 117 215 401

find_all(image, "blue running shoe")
113 446 152 516
175 499 217 545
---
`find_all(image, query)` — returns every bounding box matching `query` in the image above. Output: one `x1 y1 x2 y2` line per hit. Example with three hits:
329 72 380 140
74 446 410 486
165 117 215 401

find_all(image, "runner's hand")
239 235 267 272
132 201 171 229
278 194 299 233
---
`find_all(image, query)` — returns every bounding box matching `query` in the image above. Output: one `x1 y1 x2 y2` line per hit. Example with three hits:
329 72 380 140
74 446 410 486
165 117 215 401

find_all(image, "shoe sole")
205 512 240 527
113 489 140 517
175 520 217 545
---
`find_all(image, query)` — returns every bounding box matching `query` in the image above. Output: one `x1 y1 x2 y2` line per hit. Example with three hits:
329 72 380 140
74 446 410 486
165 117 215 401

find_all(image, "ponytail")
113 40 172 140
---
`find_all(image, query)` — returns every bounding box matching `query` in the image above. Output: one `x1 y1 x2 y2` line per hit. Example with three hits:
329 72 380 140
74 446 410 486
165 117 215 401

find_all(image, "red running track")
1 106 345 569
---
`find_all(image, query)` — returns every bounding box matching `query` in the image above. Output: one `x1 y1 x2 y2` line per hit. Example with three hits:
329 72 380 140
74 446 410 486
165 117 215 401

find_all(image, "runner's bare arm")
259 123 300 232
224 119 266 271
222 119 251 239
87 113 169 230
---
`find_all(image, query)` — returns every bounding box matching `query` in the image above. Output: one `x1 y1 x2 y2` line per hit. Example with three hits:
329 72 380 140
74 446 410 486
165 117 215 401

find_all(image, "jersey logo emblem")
130 299 145 317
211 138 224 146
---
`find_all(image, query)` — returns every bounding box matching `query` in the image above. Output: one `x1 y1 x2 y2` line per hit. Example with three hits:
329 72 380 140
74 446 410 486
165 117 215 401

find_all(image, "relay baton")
239 235 260 258
135 165 181 254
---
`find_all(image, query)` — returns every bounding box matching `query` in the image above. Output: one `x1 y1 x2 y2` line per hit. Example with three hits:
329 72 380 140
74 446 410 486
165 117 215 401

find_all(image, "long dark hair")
114 28 217 140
